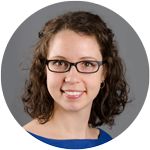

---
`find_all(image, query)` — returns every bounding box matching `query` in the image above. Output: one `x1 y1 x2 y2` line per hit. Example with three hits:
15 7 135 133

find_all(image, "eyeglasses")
45 59 106 74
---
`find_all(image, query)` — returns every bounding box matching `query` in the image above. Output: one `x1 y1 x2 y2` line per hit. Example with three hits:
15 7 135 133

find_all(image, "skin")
24 29 105 139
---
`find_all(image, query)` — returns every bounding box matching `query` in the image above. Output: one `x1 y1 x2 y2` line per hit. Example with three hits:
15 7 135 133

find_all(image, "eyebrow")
50 56 66 60
79 57 98 60
49 56 98 61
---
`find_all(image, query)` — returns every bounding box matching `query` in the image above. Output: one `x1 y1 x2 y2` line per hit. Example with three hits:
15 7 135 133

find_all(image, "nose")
64 66 80 83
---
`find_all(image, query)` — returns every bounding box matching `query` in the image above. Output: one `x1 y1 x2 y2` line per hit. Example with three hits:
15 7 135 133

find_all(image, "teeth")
65 91 83 96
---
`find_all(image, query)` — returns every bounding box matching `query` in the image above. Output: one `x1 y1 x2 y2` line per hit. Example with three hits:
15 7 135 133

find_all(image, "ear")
45 65 48 75
101 64 107 81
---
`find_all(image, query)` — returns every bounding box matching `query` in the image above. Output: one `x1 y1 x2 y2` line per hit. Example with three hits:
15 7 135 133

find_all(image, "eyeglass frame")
45 59 107 74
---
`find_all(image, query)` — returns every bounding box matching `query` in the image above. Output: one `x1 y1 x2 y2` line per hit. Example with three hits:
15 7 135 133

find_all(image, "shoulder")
98 128 112 141
23 119 40 133
23 119 53 137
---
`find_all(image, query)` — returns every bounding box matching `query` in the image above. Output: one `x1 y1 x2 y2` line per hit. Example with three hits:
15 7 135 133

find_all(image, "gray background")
1 1 149 138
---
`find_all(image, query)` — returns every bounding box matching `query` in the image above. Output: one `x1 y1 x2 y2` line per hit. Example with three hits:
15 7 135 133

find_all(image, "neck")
48 104 93 139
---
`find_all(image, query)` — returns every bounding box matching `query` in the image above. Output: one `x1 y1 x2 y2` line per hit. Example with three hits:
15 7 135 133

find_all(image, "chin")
64 106 83 112
63 102 91 112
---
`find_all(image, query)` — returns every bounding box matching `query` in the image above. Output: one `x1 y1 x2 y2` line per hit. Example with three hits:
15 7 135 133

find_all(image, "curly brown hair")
22 11 129 127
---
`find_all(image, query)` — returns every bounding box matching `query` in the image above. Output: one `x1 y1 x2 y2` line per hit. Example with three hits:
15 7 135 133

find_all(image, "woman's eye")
53 60 65 66
82 61 94 67
53 60 68 67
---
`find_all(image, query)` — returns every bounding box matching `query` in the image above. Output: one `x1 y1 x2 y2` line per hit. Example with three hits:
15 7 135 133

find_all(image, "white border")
0 0 149 150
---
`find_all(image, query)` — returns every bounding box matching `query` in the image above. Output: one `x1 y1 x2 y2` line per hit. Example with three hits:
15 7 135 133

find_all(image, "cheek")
87 72 103 97
46 72 63 95
88 76 101 90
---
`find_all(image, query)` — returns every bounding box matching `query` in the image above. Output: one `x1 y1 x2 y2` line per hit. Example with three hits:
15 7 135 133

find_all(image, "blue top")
28 128 112 149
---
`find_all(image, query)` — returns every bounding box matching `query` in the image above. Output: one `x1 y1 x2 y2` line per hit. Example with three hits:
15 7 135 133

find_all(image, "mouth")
61 89 85 99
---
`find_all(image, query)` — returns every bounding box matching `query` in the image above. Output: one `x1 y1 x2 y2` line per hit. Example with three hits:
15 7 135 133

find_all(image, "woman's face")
46 29 105 112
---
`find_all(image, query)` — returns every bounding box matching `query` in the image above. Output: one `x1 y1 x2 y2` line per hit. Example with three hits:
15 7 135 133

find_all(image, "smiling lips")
61 90 85 99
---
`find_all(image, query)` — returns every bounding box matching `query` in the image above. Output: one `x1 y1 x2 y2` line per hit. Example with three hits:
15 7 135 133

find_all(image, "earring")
100 81 105 89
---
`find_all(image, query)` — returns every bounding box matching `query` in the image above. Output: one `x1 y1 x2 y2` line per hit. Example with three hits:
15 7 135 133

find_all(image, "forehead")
47 29 102 60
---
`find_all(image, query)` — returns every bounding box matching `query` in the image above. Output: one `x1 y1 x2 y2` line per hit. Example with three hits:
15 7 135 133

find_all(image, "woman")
22 11 129 149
